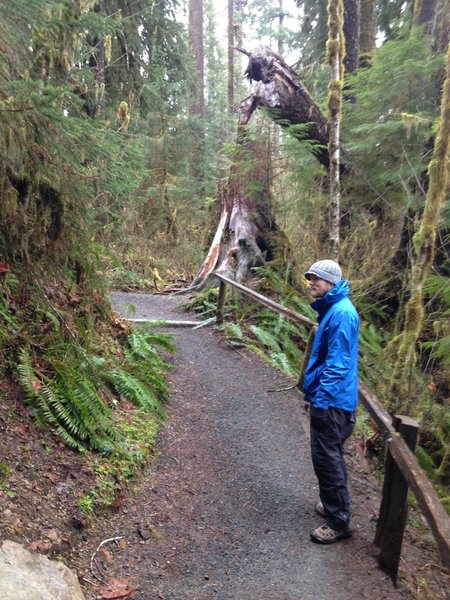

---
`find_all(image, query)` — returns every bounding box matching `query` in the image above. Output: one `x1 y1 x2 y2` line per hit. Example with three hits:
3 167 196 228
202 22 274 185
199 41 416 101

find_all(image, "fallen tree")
187 46 333 291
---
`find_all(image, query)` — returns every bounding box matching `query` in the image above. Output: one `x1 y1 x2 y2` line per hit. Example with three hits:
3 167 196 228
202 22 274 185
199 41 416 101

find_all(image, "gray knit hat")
304 259 342 284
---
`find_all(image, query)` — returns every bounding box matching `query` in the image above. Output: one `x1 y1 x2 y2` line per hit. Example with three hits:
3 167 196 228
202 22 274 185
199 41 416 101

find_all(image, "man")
303 259 359 544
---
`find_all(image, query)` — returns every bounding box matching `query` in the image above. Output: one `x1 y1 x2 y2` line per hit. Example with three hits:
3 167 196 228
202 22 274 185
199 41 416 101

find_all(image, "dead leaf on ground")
28 540 52 552
100 577 136 599
14 424 29 436
45 473 60 484
100 546 113 563
31 379 42 392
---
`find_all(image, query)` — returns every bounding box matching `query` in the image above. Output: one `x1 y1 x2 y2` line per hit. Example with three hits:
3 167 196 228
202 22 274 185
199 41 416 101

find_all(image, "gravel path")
80 292 412 600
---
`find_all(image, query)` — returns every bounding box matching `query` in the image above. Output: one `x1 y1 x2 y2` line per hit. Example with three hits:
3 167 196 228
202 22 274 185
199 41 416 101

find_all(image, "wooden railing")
214 273 450 578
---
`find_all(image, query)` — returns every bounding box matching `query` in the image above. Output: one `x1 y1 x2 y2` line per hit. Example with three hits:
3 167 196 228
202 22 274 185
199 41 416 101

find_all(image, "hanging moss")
389 44 450 414
326 39 340 62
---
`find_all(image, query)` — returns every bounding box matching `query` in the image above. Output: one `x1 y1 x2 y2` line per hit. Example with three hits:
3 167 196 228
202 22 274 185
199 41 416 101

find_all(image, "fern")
221 322 247 346
284 293 317 322
128 328 176 358
16 324 174 453
416 445 437 481
18 349 121 453
250 325 282 353
122 329 174 401
423 334 450 364
103 368 166 419
270 352 297 377
279 333 303 367
180 288 219 317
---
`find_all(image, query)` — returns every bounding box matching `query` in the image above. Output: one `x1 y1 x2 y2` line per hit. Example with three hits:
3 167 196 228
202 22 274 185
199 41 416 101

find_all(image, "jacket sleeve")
313 310 358 410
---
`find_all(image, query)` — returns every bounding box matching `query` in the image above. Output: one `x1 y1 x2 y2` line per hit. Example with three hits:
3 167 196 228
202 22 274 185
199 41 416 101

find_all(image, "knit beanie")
304 259 342 284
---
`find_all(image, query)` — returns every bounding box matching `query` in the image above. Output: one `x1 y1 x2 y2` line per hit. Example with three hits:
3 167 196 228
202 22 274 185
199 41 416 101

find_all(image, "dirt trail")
75 292 413 600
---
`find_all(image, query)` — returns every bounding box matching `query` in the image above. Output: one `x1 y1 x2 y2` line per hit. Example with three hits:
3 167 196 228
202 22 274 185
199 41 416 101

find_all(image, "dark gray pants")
310 406 355 530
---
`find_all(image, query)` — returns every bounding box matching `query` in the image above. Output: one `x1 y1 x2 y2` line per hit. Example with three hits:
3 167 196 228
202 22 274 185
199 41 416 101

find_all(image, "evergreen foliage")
388 42 450 414
18 348 119 453
344 29 443 199
17 328 175 453
378 0 414 40
293 0 328 66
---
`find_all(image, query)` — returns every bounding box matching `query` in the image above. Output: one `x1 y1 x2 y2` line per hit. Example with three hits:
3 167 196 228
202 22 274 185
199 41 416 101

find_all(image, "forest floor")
0 291 449 600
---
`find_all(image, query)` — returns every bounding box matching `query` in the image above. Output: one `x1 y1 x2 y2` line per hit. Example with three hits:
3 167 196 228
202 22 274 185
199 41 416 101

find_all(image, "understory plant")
17 326 175 454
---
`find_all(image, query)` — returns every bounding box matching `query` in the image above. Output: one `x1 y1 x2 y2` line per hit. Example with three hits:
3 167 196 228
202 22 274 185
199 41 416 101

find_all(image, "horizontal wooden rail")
214 272 450 571
358 379 450 569
214 273 316 329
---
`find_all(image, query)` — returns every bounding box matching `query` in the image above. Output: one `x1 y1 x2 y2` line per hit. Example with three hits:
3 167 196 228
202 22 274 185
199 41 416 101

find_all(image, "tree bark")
189 0 205 118
343 0 360 75
188 103 274 290
437 0 450 53
244 46 331 169
228 0 234 115
359 0 377 68
412 0 439 36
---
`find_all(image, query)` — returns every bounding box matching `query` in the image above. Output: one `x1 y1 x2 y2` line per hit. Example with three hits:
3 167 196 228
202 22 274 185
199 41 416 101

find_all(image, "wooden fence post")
216 280 226 325
375 415 419 581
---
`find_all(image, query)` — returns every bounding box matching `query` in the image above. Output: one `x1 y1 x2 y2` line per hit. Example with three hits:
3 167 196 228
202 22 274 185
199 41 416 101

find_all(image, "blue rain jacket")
303 280 359 412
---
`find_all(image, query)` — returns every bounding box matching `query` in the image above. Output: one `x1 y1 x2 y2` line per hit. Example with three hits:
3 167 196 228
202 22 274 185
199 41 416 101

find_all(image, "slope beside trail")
75 291 413 600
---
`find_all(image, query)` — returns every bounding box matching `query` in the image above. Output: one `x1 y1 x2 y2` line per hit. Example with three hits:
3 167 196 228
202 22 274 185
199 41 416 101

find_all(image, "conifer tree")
388 43 450 414
294 0 328 66
228 0 235 115
189 0 205 119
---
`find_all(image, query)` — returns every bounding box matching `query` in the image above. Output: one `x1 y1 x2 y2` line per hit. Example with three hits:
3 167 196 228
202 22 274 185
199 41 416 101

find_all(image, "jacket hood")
311 279 350 319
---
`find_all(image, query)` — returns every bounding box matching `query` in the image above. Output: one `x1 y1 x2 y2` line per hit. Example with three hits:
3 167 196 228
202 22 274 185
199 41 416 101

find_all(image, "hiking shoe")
315 500 326 517
310 524 352 544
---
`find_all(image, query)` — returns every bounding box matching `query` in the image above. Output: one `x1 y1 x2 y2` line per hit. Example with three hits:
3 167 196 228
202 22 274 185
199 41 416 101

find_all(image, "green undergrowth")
1 268 175 454
0 265 178 516
76 407 160 515
17 325 175 454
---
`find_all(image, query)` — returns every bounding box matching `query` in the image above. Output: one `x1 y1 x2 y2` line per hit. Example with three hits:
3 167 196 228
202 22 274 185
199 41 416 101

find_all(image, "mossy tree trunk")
327 0 345 261
437 0 450 53
388 44 450 414
412 0 440 35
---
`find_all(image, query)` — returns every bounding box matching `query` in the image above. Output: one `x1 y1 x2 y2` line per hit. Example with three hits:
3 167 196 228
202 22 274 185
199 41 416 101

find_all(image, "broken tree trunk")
187 46 332 291
189 107 277 290
243 46 331 169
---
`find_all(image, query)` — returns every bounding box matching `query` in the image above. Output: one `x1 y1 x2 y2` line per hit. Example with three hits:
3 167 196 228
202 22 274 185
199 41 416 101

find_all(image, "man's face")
307 275 334 298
